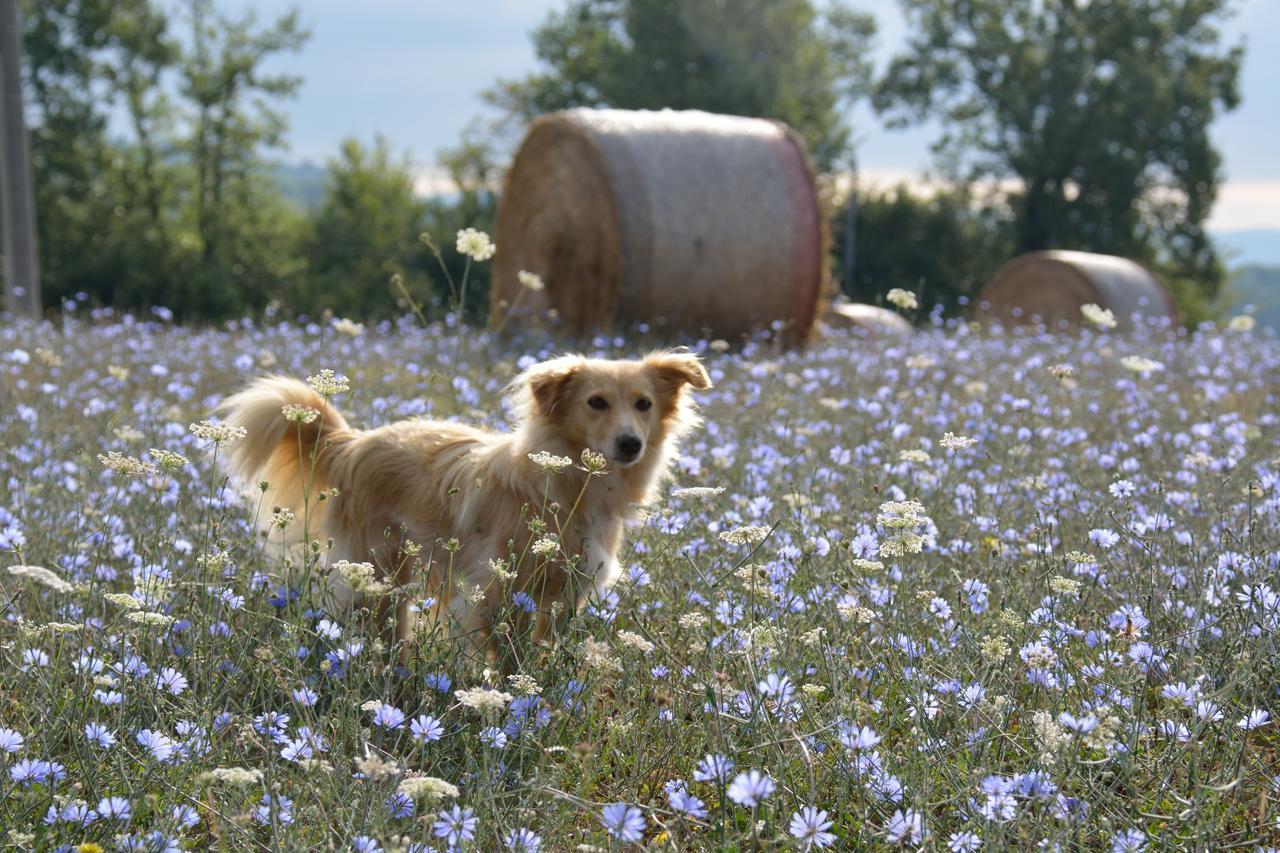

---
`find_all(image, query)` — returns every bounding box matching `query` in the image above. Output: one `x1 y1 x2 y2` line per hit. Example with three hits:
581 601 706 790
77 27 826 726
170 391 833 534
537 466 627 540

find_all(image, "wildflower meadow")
2 306 1279 851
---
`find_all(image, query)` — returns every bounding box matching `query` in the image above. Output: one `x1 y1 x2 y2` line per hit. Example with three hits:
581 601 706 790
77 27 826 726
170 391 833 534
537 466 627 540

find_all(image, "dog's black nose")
616 435 643 460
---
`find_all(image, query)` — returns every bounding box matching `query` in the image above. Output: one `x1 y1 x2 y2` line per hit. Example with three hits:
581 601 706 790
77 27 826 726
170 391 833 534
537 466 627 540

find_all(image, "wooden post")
0 0 39 318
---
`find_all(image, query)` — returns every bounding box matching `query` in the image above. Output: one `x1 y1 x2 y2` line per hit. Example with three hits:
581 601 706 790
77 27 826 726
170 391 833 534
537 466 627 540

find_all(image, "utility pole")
0 0 39 318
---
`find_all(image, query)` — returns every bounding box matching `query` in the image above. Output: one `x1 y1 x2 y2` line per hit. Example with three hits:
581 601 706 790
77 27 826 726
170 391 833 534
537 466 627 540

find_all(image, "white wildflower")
332 560 389 595
103 592 143 610
98 451 158 479
1120 355 1164 375
876 499 932 557
188 420 247 446
1227 314 1255 332
580 448 607 473
306 369 350 396
200 767 264 787
517 270 545 292
719 525 771 547
332 317 365 337
126 611 176 628
456 228 496 262
147 448 189 472
7 564 74 595
454 687 513 714
678 612 708 631
507 673 541 695
528 451 572 472
616 630 655 654
905 354 935 370
531 537 559 557
886 288 918 310
398 775 460 803
940 432 976 450
282 403 320 424
1081 303 1117 330
672 486 725 500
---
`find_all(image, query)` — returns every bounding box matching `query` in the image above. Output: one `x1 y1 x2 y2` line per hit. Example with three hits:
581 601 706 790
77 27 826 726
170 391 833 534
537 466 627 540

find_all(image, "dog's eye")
635 398 652 412
587 395 609 411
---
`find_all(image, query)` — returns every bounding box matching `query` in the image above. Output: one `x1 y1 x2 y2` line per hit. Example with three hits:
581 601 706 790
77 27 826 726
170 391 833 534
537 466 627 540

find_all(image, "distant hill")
269 161 329 211
1219 264 1280 331
1212 229 1280 267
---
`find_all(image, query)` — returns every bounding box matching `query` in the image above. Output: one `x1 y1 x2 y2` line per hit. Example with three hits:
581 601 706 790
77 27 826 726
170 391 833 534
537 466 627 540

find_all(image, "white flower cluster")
886 288 918 310
454 687 513 714
939 432 977 450
282 403 320 424
528 451 572 472
456 228 496 262
332 560 389 595
306 369 350 397
98 451 158 479
1080 303 1117 330
719 525 771 546
531 536 559 557
398 775 459 802
1120 355 1164 375
7 564 74 595
616 630 655 654
332 317 365 337
199 767 264 787
189 420 247 446
517 270 545 292
876 499 932 557
672 486 725 500
148 448 189 471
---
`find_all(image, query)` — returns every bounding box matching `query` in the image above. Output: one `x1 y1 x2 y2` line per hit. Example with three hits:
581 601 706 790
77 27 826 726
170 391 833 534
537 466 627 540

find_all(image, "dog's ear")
646 351 712 392
521 356 583 417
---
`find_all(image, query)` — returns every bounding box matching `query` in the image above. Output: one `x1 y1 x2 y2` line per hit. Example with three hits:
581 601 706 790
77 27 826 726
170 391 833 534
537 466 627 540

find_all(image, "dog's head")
513 351 712 469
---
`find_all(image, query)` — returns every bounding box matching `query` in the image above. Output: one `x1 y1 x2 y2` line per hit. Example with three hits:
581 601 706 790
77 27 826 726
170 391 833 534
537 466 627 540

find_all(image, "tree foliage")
840 184 1012 316
21 0 308 318
874 0 1243 301
296 137 429 319
486 0 876 168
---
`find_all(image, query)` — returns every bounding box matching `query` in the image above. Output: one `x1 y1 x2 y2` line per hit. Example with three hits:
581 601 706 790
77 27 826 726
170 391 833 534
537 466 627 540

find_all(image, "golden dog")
218 352 711 661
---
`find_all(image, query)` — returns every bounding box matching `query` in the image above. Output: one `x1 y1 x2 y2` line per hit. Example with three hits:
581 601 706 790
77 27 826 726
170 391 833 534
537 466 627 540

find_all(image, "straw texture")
821 303 912 338
491 108 826 344
977 250 1177 331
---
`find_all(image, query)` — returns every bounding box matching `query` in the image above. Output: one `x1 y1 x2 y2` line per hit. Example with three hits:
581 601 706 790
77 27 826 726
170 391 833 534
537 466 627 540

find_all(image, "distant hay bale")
491 108 826 345
977 250 1177 331
821 303 912 338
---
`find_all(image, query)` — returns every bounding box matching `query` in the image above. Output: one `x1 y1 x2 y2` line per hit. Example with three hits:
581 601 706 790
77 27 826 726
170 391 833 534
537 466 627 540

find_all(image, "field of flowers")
2 305 1279 852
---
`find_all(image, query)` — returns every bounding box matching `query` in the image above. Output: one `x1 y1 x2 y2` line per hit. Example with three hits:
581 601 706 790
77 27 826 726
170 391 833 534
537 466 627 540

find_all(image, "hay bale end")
491 108 826 344
976 250 1177 331
820 303 912 338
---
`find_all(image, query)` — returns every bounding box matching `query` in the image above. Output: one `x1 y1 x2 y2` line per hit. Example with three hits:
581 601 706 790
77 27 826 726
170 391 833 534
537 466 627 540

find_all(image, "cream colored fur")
217 352 711 661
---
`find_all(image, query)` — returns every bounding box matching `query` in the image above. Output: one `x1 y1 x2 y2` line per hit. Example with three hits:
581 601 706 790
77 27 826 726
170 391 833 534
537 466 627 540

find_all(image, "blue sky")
228 0 1278 233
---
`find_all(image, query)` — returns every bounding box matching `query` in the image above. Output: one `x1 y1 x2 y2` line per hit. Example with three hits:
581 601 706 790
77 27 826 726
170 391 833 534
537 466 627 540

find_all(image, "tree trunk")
0 0 40 318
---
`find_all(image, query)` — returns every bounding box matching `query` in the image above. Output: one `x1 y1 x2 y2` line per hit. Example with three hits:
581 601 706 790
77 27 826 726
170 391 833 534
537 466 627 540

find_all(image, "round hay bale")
491 108 826 344
821 303 912 338
977 250 1177 331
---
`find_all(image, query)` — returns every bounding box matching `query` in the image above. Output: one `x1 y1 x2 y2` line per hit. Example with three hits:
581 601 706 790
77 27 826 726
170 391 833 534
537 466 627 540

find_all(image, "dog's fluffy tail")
218 376 355 534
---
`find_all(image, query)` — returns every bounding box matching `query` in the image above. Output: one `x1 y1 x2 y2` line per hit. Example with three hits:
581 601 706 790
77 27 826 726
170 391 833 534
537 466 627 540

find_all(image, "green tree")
297 137 429 319
874 0 1243 304
177 0 309 316
840 184 1011 316
21 0 308 318
486 0 876 168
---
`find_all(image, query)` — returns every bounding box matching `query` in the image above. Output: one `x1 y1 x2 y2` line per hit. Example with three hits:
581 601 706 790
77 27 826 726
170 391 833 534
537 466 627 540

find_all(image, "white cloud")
1207 181 1280 231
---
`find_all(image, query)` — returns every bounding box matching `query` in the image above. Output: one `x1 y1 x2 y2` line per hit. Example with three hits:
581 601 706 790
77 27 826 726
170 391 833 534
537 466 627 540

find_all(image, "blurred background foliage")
16 0 1251 325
